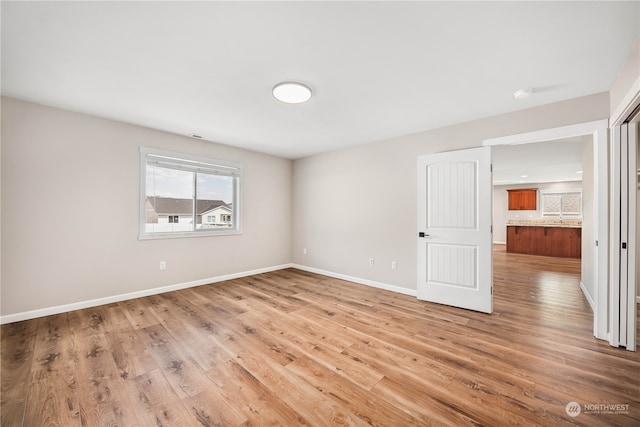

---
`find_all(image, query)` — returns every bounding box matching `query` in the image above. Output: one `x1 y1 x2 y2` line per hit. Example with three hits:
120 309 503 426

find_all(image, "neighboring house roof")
146 197 228 216
201 205 232 216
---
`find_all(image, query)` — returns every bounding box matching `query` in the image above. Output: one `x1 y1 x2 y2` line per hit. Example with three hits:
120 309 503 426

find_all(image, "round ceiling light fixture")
272 82 312 104
513 88 533 100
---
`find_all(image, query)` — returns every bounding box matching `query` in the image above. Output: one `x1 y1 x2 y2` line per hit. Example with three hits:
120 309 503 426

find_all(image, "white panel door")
417 147 493 313
612 120 638 351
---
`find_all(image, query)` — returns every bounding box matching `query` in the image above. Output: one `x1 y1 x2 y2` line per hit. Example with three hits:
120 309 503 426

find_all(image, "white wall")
492 181 584 244
292 93 609 292
1 97 292 317
610 39 639 119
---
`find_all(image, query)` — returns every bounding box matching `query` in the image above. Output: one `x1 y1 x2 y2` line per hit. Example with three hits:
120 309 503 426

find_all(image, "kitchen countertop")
507 219 582 228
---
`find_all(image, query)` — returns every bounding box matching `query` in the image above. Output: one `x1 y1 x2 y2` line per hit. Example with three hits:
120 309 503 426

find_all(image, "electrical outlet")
369 257 374 266
159 261 166 270
391 261 397 270
303 248 307 255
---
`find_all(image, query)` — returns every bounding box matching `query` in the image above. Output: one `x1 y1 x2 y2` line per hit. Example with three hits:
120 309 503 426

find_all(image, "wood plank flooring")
2 245 639 426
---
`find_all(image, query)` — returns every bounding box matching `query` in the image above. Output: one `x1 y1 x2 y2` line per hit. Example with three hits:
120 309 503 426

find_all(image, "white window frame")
140 146 242 239
540 190 582 218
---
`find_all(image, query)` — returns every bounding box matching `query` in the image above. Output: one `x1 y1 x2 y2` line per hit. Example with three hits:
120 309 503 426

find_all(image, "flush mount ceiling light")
272 82 312 104
513 88 533 100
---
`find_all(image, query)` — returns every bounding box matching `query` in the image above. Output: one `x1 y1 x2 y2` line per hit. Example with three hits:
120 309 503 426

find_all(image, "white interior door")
417 146 493 313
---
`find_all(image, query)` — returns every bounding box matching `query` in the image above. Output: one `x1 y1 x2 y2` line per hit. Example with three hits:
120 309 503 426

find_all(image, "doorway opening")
491 136 591 333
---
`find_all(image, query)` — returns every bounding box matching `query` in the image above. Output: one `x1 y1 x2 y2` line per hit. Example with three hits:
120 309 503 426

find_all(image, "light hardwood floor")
2 246 639 426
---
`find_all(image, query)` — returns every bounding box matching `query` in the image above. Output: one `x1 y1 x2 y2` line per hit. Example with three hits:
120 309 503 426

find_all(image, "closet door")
612 116 638 351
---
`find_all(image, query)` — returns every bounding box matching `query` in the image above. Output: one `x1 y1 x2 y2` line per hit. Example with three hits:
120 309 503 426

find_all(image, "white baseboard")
580 281 595 312
493 241 506 245
0 263 294 325
291 264 417 297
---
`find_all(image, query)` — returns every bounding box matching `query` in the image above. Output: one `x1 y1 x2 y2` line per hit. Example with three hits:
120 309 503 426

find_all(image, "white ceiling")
2 1 639 159
492 137 585 185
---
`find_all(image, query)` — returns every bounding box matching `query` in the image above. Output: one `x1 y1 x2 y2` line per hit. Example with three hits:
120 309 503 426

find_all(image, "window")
140 147 241 238
541 191 582 217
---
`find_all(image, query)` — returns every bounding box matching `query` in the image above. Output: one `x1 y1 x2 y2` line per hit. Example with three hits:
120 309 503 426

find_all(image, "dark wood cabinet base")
507 226 581 258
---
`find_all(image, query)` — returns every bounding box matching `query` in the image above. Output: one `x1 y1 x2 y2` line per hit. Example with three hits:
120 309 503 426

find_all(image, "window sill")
139 230 243 240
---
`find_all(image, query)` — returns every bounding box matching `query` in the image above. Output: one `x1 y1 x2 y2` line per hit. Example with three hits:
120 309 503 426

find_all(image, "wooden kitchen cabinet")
506 226 581 258
507 189 537 210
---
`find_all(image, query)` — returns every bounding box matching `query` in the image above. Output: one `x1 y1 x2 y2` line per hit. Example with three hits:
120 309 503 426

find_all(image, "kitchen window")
541 191 582 217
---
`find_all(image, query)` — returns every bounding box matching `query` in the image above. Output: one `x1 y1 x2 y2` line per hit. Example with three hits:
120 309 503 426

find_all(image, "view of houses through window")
141 148 241 237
